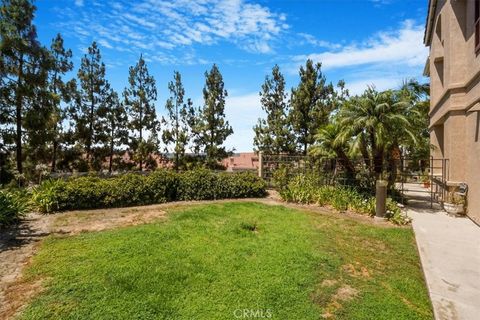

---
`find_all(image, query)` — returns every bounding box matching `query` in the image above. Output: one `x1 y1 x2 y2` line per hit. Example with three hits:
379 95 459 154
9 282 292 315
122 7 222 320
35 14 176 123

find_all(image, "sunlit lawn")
20 202 432 319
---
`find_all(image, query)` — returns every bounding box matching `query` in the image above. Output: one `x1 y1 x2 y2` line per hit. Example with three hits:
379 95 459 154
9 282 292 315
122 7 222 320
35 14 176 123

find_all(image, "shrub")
0 189 29 227
31 179 68 212
177 169 219 200
104 174 149 207
145 170 178 203
177 169 266 201
278 172 409 225
32 169 267 213
216 171 267 199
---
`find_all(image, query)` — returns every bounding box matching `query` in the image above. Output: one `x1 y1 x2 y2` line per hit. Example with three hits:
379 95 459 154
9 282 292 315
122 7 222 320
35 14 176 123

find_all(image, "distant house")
221 152 259 172
424 0 480 223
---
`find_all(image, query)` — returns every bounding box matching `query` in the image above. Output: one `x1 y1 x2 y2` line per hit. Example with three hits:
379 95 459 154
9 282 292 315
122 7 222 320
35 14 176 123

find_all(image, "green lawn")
20 202 432 319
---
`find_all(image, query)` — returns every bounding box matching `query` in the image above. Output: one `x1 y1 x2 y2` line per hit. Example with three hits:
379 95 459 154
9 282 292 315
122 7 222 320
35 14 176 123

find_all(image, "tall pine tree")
46 33 74 172
290 59 335 155
253 65 295 154
0 0 50 174
71 41 107 169
196 64 233 167
162 71 191 170
101 84 127 172
123 55 158 171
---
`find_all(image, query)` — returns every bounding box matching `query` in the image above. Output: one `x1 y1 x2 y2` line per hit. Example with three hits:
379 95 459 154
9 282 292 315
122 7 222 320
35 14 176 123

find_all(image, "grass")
19 202 432 319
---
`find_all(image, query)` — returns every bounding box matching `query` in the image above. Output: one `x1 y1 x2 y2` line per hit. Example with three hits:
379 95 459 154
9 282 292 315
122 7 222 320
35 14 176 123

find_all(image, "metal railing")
258 153 450 208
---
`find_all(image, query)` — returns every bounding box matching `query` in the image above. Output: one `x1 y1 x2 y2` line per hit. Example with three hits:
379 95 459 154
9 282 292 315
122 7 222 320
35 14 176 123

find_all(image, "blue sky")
34 0 429 152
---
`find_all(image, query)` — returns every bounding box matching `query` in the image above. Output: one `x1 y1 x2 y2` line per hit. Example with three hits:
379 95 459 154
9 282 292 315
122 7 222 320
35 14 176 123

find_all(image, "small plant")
446 192 465 205
421 173 431 188
0 189 29 227
240 221 258 232
31 179 68 213
278 172 410 225
443 192 466 215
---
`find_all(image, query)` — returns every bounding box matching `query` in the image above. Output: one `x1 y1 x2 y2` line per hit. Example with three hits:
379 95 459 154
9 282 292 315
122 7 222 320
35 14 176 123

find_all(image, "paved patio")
407 191 480 320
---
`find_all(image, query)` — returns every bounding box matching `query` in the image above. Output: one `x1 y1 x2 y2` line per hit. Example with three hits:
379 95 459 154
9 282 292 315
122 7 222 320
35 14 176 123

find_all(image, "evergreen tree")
290 59 335 155
46 33 74 172
253 65 295 154
0 0 51 174
101 85 128 172
186 104 203 156
197 64 233 167
162 71 191 170
123 55 158 171
71 41 107 169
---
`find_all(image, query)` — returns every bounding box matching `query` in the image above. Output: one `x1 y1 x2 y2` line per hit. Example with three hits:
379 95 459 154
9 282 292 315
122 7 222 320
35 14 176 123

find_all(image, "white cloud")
60 0 288 63
98 39 113 49
292 20 427 71
285 20 428 95
297 33 341 50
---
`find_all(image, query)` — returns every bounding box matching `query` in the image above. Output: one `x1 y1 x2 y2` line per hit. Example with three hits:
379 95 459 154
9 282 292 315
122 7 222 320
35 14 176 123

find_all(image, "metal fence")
258 153 449 208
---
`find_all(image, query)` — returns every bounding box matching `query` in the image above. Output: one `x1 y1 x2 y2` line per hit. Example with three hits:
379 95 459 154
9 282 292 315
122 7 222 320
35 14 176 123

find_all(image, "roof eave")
424 0 438 46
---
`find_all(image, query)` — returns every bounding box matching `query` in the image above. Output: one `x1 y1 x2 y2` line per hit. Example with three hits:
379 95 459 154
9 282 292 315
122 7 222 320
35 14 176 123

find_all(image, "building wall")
427 0 480 223
465 111 480 224
221 153 259 171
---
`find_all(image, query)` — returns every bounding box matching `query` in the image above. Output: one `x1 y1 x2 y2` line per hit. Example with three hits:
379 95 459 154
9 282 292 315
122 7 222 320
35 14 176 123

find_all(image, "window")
476 0 480 52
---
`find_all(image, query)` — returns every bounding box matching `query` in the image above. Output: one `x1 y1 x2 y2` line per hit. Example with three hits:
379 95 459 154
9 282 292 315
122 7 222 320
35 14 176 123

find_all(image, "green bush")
32 169 267 213
145 170 178 203
177 169 219 200
177 169 267 201
31 179 68 212
0 189 29 227
278 173 409 225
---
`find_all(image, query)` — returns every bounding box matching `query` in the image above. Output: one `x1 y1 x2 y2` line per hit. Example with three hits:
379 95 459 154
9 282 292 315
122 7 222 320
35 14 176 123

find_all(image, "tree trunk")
15 55 24 174
373 149 384 179
51 138 58 172
139 101 143 171
15 96 23 174
336 148 356 185
175 104 179 171
109 137 114 173
87 59 95 168
51 76 58 173
359 134 370 170
87 101 94 163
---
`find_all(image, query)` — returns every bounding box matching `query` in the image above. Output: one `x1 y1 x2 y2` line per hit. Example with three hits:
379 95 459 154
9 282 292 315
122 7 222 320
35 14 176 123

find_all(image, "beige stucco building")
424 0 480 224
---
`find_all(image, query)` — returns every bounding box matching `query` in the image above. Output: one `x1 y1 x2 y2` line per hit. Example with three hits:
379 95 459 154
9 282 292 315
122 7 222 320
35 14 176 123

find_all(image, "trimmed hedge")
32 169 266 213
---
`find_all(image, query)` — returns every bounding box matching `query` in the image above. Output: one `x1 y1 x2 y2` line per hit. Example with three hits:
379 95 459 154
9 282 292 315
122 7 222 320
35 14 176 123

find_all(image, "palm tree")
398 80 431 170
337 87 417 179
310 123 356 184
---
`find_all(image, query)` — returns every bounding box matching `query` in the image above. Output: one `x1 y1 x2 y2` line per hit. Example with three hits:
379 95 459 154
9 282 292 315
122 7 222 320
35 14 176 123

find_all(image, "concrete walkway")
408 204 480 320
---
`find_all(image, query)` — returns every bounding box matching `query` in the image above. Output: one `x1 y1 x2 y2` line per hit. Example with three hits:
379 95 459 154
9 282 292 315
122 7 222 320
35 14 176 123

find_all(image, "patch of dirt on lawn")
342 262 372 278
320 284 359 319
333 285 359 301
0 212 52 320
52 205 168 235
1 277 45 320
321 279 338 287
